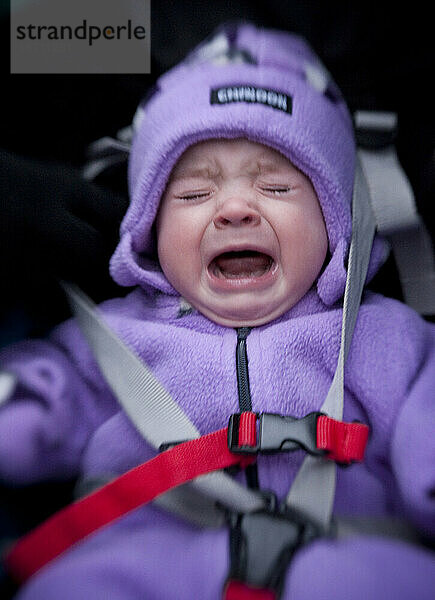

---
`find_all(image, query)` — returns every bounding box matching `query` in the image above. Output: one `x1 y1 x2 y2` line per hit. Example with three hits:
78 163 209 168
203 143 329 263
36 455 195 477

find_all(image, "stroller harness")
4 412 368 585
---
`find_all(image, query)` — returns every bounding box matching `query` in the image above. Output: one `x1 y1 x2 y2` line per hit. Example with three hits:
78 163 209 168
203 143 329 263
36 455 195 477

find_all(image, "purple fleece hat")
110 22 386 305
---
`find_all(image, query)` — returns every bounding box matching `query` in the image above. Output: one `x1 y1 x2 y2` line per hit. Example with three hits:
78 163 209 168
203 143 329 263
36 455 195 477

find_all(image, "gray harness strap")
355 111 435 316
285 158 377 528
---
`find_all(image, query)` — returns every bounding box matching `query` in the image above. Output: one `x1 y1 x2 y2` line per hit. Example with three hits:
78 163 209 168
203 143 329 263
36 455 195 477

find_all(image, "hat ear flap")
110 232 177 294
317 238 348 306
317 235 390 306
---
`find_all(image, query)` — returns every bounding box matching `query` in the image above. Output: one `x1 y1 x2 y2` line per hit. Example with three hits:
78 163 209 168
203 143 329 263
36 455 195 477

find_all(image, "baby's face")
156 139 327 327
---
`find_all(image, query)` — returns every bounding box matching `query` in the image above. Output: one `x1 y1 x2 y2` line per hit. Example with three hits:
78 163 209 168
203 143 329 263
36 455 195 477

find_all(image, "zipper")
235 327 259 488
236 327 253 412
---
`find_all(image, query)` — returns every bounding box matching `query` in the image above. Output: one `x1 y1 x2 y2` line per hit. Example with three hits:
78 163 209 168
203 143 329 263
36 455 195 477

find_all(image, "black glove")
0 150 129 328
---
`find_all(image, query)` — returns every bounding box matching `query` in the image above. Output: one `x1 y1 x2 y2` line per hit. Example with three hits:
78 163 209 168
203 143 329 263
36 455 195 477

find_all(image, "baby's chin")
187 297 294 328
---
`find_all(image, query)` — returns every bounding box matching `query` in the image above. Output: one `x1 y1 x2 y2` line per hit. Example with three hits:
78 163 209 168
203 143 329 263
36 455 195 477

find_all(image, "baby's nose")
213 197 261 229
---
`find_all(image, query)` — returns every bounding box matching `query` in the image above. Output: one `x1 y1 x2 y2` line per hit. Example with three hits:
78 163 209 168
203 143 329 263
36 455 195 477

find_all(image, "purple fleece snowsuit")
1 23 435 600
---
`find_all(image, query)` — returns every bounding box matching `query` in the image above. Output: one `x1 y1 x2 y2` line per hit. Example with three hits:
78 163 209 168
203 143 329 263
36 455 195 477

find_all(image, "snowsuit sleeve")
390 320 435 538
0 318 116 485
346 297 435 539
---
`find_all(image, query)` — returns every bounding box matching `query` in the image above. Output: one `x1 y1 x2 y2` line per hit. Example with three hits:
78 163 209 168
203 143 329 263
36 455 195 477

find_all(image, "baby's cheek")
157 236 199 297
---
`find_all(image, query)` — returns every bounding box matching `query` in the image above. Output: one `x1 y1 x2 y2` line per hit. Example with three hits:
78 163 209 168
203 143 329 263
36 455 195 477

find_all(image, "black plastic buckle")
228 412 326 457
226 496 325 598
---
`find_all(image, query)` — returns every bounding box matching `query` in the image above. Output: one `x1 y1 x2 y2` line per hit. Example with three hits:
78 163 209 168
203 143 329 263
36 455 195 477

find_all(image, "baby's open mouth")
209 250 274 279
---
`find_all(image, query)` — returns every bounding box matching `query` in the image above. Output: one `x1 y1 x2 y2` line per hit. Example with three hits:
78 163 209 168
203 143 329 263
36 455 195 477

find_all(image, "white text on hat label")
210 86 292 114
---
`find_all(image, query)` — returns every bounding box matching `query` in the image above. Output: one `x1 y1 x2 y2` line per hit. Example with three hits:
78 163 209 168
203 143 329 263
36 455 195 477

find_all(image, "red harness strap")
224 579 277 600
5 427 255 584
316 415 369 463
4 413 369 587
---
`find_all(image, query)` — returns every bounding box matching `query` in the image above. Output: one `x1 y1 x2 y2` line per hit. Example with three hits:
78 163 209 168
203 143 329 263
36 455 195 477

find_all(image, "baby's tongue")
214 251 271 279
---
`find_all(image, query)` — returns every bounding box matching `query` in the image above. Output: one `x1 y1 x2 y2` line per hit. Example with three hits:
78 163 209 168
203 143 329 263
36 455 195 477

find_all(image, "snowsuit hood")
110 22 386 307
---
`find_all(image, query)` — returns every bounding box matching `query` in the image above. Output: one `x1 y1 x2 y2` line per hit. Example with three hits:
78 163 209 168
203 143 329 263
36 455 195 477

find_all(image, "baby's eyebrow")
169 156 296 182
169 164 219 181
252 158 295 175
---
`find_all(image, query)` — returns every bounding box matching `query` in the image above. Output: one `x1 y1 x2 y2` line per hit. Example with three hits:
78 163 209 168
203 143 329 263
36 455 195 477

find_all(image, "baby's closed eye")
177 190 212 201
259 185 292 195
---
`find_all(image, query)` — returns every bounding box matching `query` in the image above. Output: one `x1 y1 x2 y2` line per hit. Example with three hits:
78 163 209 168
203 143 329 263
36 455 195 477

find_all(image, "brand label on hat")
210 85 292 114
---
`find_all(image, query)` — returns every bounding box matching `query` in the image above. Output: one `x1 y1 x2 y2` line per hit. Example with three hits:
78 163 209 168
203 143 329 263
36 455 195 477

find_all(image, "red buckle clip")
228 412 369 465
316 416 369 464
